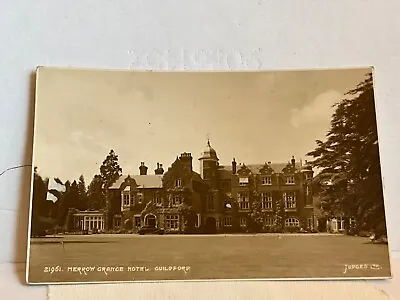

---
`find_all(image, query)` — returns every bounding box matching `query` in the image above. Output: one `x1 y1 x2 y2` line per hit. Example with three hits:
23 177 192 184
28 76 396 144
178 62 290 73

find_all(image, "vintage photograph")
27 67 391 284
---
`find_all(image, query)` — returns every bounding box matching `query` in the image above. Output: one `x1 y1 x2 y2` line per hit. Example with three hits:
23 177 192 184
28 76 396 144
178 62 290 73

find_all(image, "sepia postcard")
26 67 392 284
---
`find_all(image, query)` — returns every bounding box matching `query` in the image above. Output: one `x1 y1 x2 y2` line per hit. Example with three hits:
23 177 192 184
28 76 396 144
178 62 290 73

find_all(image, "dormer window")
239 177 249 186
286 176 295 184
262 176 272 185
175 179 182 187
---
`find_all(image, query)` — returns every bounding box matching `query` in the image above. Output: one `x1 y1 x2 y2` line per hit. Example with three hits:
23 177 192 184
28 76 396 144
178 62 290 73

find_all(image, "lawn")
27 234 391 283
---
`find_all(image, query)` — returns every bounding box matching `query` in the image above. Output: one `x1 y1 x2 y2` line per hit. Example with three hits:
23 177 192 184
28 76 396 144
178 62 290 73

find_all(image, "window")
207 195 214 210
349 217 356 226
262 176 272 185
135 217 141 228
284 192 296 209
137 193 143 204
265 217 275 226
155 196 162 206
307 218 313 229
224 216 232 227
240 217 247 227
239 177 249 186
238 193 249 210
337 217 344 231
195 214 201 228
285 218 300 227
173 196 182 206
221 180 231 190
166 215 179 230
122 193 130 206
306 186 310 196
286 176 295 184
175 179 182 187
261 193 273 209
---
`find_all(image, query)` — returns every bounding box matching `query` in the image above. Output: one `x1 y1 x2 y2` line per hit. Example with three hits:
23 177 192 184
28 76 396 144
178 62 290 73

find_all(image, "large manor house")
66 141 325 234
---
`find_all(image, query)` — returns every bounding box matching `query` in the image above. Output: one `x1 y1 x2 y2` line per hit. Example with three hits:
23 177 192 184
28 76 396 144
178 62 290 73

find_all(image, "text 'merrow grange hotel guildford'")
67 140 316 234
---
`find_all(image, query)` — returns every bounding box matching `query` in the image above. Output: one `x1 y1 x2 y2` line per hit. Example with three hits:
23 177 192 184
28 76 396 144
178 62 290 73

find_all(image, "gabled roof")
109 175 163 189
219 162 302 175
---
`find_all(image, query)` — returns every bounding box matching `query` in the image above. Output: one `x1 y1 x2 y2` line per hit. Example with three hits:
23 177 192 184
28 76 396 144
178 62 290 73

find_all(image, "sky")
33 67 371 184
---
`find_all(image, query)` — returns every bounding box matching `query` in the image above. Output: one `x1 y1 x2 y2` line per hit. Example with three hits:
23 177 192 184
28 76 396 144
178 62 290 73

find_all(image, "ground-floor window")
265 217 275 226
114 217 121 228
195 214 201 228
240 217 247 227
307 218 313 229
135 216 141 228
224 216 232 227
285 218 299 227
166 215 179 230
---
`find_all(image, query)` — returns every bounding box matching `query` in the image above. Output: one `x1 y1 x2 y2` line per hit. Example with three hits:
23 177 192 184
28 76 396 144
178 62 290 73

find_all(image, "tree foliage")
87 174 106 210
307 72 387 237
100 149 122 189
247 177 264 232
78 174 88 210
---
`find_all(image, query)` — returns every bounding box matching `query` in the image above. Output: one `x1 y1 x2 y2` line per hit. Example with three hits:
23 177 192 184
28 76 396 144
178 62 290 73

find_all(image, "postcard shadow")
13 71 36 284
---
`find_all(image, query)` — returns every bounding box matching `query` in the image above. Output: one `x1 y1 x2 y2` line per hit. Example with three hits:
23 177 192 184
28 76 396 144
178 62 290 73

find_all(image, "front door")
146 215 156 228
205 217 217 234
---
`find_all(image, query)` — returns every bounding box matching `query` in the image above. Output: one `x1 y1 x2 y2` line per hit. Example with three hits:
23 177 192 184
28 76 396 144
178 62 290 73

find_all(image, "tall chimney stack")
154 162 164 175
291 156 295 167
232 158 237 174
139 162 148 175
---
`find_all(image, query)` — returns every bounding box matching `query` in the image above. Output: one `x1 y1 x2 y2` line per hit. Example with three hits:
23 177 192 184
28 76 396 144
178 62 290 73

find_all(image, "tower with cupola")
198 140 220 188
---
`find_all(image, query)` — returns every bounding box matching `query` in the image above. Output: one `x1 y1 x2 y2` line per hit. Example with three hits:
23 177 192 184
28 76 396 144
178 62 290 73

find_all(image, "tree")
87 175 106 210
307 72 387 237
274 194 285 232
31 167 51 236
247 176 263 233
78 174 89 210
100 149 122 189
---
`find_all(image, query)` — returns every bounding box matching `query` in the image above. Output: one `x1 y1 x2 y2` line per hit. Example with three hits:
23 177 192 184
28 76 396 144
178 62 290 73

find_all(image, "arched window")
285 218 300 227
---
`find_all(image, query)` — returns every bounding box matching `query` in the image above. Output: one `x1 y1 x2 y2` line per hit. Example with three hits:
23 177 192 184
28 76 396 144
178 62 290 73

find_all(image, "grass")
27 234 391 283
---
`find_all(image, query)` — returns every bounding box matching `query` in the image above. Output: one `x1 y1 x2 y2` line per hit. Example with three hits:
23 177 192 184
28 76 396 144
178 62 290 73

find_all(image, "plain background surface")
1 0 400 298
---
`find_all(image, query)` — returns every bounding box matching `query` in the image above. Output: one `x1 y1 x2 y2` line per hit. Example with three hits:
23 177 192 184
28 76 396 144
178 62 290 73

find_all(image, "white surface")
1 0 400 298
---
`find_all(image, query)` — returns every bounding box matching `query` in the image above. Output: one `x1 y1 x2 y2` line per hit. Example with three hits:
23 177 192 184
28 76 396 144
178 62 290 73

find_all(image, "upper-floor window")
286 176 295 184
122 193 130 206
207 195 214 210
175 179 182 187
221 180 231 190
238 193 249 210
137 193 143 203
306 186 310 196
240 217 247 227
284 192 296 209
262 176 272 185
155 196 162 206
261 193 273 209
173 195 182 206
239 177 249 186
